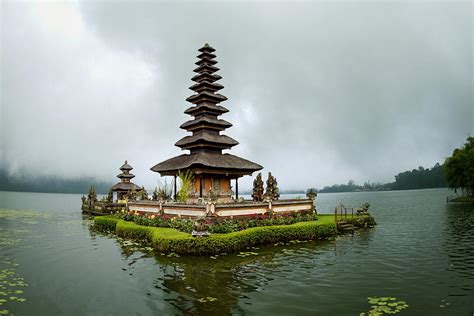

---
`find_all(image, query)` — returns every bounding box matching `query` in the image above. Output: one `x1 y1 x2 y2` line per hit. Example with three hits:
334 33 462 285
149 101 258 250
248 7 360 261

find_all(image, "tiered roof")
111 160 142 192
151 44 262 177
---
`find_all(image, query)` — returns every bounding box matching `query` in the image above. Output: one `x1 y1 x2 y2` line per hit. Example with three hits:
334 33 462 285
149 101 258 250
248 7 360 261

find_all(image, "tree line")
319 163 447 193
0 169 113 194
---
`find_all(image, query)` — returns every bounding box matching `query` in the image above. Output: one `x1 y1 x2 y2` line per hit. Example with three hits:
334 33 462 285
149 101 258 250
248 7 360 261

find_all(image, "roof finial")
204 43 210 47
125 160 128 164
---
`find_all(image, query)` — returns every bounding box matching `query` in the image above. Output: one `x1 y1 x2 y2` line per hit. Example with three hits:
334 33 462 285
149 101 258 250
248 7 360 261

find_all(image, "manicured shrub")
94 215 337 255
94 216 119 232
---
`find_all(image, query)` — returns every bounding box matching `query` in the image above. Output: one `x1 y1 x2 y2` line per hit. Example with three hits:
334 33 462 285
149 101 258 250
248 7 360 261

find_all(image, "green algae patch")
94 216 337 255
360 296 409 315
0 260 28 313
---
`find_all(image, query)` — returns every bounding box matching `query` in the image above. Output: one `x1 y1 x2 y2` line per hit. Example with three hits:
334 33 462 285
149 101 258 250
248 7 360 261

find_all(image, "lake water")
0 189 473 315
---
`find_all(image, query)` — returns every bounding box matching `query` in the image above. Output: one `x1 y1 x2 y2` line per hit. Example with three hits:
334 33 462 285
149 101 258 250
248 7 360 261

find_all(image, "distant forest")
0 169 113 195
0 163 447 195
319 163 447 193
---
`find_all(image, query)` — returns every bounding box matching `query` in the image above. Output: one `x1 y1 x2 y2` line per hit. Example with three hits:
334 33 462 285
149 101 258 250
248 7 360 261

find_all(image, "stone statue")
357 202 370 215
192 216 210 237
306 188 317 200
252 173 264 202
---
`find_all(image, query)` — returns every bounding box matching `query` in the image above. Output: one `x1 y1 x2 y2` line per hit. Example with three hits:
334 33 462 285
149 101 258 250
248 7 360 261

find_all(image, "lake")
0 188 473 315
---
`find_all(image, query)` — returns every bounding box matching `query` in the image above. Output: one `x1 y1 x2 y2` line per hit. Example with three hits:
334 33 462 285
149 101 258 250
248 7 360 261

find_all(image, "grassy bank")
448 196 474 203
94 215 338 255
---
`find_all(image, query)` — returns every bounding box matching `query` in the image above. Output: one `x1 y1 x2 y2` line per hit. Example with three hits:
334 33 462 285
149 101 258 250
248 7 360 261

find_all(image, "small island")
90 44 376 254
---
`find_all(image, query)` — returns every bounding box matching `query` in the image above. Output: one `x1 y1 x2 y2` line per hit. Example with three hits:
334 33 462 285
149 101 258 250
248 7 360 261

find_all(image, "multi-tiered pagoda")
151 44 262 202
111 160 142 201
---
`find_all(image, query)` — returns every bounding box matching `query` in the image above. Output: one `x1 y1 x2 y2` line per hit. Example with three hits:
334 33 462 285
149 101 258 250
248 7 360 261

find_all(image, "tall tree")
444 136 474 196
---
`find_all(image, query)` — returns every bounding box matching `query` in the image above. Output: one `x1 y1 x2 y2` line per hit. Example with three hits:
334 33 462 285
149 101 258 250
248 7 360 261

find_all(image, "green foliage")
320 162 447 193
94 216 337 255
113 210 319 234
208 213 319 233
444 136 474 196
392 163 447 190
252 173 264 201
360 296 409 315
177 170 194 202
94 216 119 232
153 180 172 201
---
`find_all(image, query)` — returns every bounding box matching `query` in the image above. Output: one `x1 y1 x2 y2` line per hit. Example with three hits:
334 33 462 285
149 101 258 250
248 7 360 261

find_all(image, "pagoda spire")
177 44 238 153
117 160 135 183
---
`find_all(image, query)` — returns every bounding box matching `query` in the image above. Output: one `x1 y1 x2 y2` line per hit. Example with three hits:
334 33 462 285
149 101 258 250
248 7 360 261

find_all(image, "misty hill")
319 163 447 193
0 169 113 195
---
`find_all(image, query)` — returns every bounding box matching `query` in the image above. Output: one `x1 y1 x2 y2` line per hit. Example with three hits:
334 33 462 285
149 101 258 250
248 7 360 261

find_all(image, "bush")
94 216 337 255
94 216 119 232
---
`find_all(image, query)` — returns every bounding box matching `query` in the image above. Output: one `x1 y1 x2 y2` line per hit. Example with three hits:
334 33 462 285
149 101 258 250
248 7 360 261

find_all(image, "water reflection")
445 203 474 292
105 227 340 315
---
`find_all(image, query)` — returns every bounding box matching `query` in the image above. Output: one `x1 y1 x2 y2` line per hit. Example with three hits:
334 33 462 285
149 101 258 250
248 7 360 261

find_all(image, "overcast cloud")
1 1 472 191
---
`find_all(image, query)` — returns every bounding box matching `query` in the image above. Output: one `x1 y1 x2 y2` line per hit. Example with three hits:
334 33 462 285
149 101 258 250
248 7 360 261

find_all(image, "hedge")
94 215 337 255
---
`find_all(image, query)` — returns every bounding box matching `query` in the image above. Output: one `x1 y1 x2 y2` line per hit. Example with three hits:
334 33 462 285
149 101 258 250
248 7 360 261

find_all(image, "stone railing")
128 198 314 219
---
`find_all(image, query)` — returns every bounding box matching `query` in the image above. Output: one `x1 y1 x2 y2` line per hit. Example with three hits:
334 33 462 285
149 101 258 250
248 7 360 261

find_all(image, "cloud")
1 1 472 191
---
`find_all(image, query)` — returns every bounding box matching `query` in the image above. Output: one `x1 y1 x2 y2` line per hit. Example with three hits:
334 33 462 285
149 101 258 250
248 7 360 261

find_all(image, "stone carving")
306 188 317 200
357 202 370 215
192 216 210 237
252 173 264 202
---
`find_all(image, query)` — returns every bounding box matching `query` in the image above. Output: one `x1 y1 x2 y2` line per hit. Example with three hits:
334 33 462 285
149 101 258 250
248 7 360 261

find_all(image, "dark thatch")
175 132 238 149
110 182 142 192
119 161 133 170
151 152 263 175
180 117 232 130
186 91 227 103
184 103 229 115
189 81 224 92
191 72 222 83
198 43 215 52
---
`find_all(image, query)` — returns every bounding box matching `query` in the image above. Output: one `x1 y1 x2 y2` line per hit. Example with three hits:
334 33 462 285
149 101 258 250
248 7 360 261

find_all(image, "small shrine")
110 160 142 202
151 44 263 202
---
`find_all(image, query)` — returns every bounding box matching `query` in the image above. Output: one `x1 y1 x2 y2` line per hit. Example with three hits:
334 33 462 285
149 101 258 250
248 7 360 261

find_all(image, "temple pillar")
174 175 177 200
199 175 203 198
235 178 239 199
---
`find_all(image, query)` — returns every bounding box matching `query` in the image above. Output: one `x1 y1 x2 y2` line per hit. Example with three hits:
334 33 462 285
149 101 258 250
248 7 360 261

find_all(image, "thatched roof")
119 160 133 171
186 91 227 104
111 182 142 192
151 152 263 176
191 72 222 83
198 43 215 53
180 117 232 131
184 103 229 115
175 132 238 149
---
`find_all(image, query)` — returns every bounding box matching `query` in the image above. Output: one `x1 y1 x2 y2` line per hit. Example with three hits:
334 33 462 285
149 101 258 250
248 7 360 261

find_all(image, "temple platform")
127 199 314 218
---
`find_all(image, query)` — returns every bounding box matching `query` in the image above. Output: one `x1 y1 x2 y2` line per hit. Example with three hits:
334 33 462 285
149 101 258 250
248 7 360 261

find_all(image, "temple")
111 160 142 202
151 43 263 202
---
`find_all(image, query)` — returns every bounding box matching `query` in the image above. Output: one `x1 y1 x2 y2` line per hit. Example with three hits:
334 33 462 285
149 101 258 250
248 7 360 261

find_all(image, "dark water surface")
0 189 473 315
